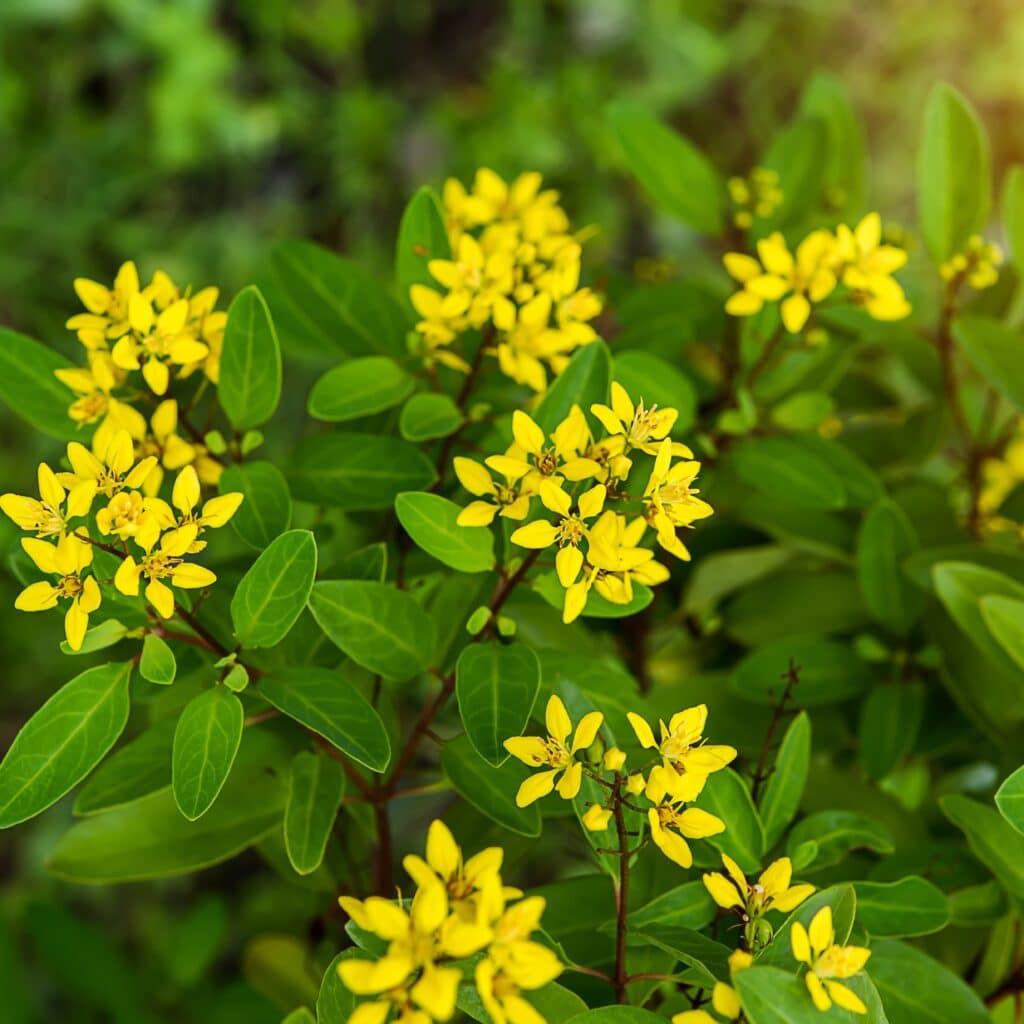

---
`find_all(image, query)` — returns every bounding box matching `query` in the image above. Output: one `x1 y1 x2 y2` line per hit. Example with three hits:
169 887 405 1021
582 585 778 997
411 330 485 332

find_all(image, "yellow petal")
201 492 243 528
571 711 604 754
15 581 59 612
74 278 111 314
825 981 866 1015
425 819 460 879
539 479 571 517
454 457 494 497
791 921 811 965
555 545 583 588
512 411 545 456
516 769 558 807
64 600 89 651
458 501 498 527
510 520 558 549
556 761 582 799
143 357 170 395
781 293 811 334
808 906 833 956
703 872 743 910
114 556 141 596
22 537 59 575
172 563 216 589
146 578 175 619
545 695 572 744
806 972 832 1012
627 712 657 749
772 883 815 913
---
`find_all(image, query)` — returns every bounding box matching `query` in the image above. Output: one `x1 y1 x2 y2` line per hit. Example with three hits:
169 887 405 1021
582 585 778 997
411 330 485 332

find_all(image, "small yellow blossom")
625 772 646 796
62 430 158 500
729 167 783 229
643 438 714 561
582 804 612 831
1 463 96 539
453 456 532 527
144 465 242 551
131 400 204 497
55 352 146 439
703 854 815 917
603 746 626 771
648 798 725 869
792 906 871 1015
591 382 680 461
940 234 1003 290
486 409 600 489
67 260 141 349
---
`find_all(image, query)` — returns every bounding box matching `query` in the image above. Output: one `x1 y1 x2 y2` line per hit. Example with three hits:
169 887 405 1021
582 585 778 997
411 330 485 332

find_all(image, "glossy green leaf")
219 461 292 550
533 341 611 435
760 711 811 848
139 633 176 685
231 530 318 649
952 314 1024 412
611 350 697 433
738 967 886 1024
441 734 541 837
980 593 1024 671
631 925 730 986
1003 164 1024 272
858 683 924 779
996 765 1024 836
172 687 244 820
853 877 950 938
289 433 436 509
917 83 990 263
786 811 894 871
259 668 391 772
219 285 282 431
732 437 847 509
0 328 80 440
316 952 357 1024
626 881 716 932
59 618 128 656
308 580 435 682
395 491 494 573
396 186 451 297
455 641 541 765
608 102 724 233
694 768 764 872
307 356 413 422
399 392 464 442
857 499 923 632
283 751 344 875
758 884 856 968
941 794 1024 900
0 662 132 828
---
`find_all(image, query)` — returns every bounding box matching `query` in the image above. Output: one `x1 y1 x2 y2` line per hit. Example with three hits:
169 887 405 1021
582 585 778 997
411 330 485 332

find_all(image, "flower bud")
626 772 646 796
582 804 612 832
603 746 626 771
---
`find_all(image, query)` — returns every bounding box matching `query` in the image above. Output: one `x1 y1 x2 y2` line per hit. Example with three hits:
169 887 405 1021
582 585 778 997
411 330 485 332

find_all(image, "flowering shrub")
1 78 1024 1024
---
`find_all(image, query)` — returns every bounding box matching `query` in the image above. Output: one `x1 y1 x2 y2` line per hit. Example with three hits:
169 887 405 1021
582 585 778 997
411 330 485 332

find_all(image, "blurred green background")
3 1 1024 1020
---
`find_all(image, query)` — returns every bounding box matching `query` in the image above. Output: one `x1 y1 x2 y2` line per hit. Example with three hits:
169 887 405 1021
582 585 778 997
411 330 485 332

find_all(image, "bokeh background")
2 1 1024 1020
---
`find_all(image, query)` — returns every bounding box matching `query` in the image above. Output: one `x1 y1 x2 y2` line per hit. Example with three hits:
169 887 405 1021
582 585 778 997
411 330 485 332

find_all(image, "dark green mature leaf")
857 499 923 632
219 285 282 431
282 1009 315 1024
869 940 989 1024
289 433 436 509
271 240 409 357
316 952 357 1024
172 688 244 821
557 1007 664 1024
627 881 716 932
854 877 950 938
917 83 990 263
396 491 495 573
139 633 176 685
455 641 540 765
259 669 391 773
858 684 924 779
0 328 81 440
631 925 731 985
396 186 451 297
996 765 1024 836
231 530 318 649
787 811 894 871
732 437 847 509
608 102 724 233
283 751 345 875
220 461 292 550
60 619 128 656
980 594 1024 671
612 350 697 433
308 581 435 682
759 884 856 968
0 662 132 828
308 357 414 422
953 315 1024 412
941 794 1024 900
694 768 764 872
949 880 1007 927
533 341 612 435
399 392 464 442
441 734 541 837
1004 164 1024 271
760 711 811 849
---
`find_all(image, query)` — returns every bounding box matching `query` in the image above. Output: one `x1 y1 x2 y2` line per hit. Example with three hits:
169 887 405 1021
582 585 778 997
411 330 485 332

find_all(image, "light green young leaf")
0 662 133 828
1004 164 1024 272
770 390 835 432
694 767 765 872
283 751 345 875
395 491 495 573
219 461 292 550
760 710 811 849
232 530 318 649
626 881 716 932
219 285 282 431
853 877 950 938
59 619 128 656
399 392 464 442
952 314 1024 412
139 633 176 685
308 580 435 682
786 810 894 871
0 328 81 441
307 356 414 422
172 687 244 820
396 186 451 298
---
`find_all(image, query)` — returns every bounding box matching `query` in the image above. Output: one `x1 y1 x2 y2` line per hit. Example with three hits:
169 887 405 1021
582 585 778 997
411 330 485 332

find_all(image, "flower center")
56 573 84 600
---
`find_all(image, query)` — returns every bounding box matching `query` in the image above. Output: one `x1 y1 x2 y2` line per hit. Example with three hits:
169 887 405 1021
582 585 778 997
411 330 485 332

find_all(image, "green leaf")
1003 164 1024 271
289 433 436 509
219 285 282 431
631 925 731 986
231 530 318 649
533 341 612 436
0 328 80 440
996 765 1024 836
980 593 1024 671
858 683 924 779
396 186 451 298
941 794 1024 900
799 72 867 213
770 390 835 431
308 580 435 682
282 1009 315 1024
395 491 495 573
760 711 811 849
315 952 357 1024
558 1007 664 1024
283 751 345 875
73 718 176 816
694 767 764 872
608 102 724 233
399 392 464 442
440 734 541 837
949 880 1007 926
732 437 847 509
219 461 293 550
853 877 950 938
786 811 894 871
270 240 409 357
259 668 390 772
952 314 1024 412
0 662 132 828
172 687 244 821
761 116 827 229
738 967 887 1024
242 934 319 1012
611 350 697 433
455 641 541 765
758 884 857 968
59 618 128 656
140 634 176 685
732 636 870 707
857 499 923 633
917 83 991 263
307 357 414 422
869 940 989 1024
626 881 716 932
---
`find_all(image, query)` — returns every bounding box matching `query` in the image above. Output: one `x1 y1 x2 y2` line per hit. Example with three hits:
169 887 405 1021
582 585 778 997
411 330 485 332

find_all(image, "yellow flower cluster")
454 384 712 623
338 820 560 1024
728 167 784 229
792 906 871 1014
939 234 1003 290
724 213 910 333
1 430 241 648
411 169 602 393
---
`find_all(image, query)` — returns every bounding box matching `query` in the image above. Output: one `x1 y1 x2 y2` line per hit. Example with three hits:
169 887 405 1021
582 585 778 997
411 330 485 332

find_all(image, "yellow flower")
939 233 1003 290
453 457 532 527
130 400 203 497
179 285 227 384
62 430 158 500
591 382 680 461
582 804 612 831
144 465 242 551
1 463 96 539
791 906 871 1014
113 523 216 619
96 489 163 551
724 230 837 333
673 950 751 1023
55 352 146 438
703 854 815 917
15 533 101 651
648 799 725 869
728 166 783 229
67 260 141 349
486 409 600 489
503 694 604 806
643 439 714 561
